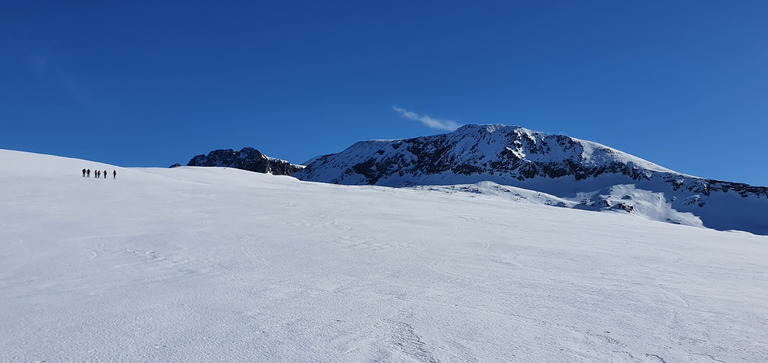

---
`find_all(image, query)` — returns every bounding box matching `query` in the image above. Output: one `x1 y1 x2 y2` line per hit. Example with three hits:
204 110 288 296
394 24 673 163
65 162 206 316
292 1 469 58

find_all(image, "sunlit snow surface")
1 149 767 362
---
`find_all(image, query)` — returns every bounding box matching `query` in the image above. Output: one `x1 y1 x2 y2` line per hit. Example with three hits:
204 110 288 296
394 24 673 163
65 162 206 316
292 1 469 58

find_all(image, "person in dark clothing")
113 170 117 179
82 169 86 177
87 169 91 177
103 170 107 179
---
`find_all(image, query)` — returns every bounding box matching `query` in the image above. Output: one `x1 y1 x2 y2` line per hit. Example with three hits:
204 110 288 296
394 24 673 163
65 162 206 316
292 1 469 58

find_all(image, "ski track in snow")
1 149 767 362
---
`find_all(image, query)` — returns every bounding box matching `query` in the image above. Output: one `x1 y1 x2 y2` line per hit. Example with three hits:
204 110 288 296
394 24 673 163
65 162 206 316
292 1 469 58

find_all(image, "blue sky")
2 1 767 186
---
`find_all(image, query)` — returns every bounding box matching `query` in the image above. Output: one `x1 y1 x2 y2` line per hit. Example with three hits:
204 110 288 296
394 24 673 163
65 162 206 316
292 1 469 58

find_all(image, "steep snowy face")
295 124 674 185
187 147 303 175
294 124 768 234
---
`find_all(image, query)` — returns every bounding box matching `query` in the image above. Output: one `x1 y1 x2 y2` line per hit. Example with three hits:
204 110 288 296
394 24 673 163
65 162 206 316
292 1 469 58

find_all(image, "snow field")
1 149 767 362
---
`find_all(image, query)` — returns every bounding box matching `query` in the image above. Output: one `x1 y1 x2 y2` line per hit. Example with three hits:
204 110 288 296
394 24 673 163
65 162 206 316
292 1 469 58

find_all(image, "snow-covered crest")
295 124 676 185
294 124 768 234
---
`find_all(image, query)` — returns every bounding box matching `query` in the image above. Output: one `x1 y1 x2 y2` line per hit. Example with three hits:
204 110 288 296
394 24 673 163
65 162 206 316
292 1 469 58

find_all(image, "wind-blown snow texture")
1 149 767 362
295 124 768 234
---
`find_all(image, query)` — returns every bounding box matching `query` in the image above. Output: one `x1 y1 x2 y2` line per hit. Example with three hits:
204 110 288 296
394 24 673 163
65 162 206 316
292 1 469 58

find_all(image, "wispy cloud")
24 54 95 108
393 106 461 131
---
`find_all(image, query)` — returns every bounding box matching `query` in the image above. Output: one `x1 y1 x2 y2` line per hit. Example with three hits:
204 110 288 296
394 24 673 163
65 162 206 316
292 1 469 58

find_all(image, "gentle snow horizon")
1 149 766 361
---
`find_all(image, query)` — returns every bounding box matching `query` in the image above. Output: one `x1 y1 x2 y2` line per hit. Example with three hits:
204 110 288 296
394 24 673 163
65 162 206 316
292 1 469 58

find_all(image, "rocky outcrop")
187 147 302 175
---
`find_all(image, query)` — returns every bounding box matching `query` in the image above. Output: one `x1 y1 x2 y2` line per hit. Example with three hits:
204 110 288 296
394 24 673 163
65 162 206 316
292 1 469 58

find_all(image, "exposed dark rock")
187 147 303 175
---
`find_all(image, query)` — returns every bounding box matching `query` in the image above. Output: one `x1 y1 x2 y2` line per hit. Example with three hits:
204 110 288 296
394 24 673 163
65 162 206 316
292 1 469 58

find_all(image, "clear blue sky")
2 1 767 186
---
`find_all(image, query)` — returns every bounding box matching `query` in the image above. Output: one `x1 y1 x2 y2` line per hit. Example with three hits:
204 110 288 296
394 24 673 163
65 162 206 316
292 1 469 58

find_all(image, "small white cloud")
393 106 461 131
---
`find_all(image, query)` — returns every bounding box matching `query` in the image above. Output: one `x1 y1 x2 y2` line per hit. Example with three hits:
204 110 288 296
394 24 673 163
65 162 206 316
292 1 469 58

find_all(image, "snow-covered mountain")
2 149 767 362
295 124 768 234
187 147 303 175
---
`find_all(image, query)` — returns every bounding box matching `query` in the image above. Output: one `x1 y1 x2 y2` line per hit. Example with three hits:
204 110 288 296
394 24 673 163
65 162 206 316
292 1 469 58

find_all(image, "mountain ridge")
187 147 303 175
293 124 768 234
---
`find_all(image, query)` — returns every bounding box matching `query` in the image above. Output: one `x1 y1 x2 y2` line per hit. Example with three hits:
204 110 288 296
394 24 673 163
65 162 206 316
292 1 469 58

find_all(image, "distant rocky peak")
187 147 302 175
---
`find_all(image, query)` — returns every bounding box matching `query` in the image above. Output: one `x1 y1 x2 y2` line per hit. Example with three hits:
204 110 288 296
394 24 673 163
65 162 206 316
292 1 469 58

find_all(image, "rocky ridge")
187 147 303 175
294 124 768 234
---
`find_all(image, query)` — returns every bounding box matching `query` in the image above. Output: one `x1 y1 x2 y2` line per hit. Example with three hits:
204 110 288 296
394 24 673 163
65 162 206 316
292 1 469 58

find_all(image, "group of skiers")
82 168 116 179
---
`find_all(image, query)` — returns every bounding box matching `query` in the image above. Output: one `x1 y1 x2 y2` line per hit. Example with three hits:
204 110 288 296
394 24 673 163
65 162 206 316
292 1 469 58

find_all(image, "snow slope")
1 149 767 362
416 181 705 229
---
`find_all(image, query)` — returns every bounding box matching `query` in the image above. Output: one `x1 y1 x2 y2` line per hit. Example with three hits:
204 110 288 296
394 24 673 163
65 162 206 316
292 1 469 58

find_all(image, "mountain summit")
187 147 303 175
295 124 676 185
294 124 768 234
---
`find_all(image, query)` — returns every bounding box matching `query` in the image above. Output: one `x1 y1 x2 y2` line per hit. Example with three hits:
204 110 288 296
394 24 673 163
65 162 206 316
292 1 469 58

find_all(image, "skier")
82 169 86 177
96 170 100 178
103 170 107 179
113 170 117 179
87 169 91 177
